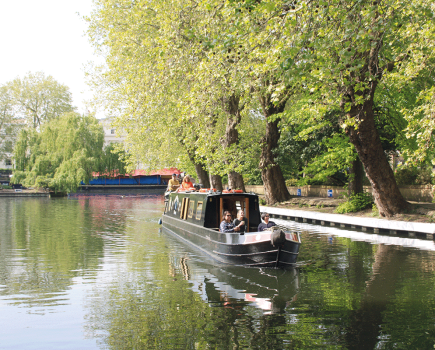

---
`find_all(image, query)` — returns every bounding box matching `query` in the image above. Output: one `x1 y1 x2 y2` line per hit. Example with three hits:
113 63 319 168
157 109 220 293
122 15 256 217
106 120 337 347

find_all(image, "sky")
0 0 104 117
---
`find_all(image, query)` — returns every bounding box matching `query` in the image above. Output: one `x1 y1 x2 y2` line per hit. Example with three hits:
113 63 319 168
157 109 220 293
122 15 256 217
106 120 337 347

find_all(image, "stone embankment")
0 189 49 197
260 197 435 240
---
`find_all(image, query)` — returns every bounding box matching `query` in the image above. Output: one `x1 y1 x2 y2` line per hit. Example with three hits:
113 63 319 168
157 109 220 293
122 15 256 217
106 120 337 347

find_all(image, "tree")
9 72 75 129
218 0 434 215
12 112 104 193
86 0 435 215
282 0 434 216
0 84 21 162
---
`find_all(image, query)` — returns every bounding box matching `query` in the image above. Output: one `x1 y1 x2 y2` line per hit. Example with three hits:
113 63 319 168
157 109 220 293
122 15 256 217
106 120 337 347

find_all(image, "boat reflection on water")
173 256 299 315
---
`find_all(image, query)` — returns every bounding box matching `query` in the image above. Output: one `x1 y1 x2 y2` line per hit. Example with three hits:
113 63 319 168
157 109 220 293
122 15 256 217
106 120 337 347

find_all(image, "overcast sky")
0 0 104 117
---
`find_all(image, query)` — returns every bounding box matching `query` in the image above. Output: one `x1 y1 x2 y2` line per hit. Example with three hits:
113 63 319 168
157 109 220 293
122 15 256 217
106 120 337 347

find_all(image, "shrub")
395 166 432 186
285 178 298 187
259 198 266 205
335 192 374 214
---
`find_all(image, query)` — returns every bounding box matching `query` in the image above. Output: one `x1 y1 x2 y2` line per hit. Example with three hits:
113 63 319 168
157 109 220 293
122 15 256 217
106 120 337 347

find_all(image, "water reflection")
173 256 299 315
0 198 105 309
1 195 435 349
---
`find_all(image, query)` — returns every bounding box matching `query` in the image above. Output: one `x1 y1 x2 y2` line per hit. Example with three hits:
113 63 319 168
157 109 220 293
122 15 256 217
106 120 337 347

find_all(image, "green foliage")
395 166 433 186
8 72 75 129
335 192 374 214
97 143 128 177
86 0 435 212
298 134 355 186
11 113 104 193
0 84 21 161
285 178 298 187
372 203 380 217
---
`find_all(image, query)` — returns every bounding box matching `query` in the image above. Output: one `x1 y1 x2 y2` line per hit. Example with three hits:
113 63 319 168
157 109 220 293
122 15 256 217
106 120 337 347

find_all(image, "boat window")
180 197 190 219
235 201 242 211
196 201 203 220
187 200 194 218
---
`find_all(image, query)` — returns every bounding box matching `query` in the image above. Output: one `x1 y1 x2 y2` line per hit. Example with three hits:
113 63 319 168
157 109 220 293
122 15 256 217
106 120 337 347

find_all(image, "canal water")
1 193 435 349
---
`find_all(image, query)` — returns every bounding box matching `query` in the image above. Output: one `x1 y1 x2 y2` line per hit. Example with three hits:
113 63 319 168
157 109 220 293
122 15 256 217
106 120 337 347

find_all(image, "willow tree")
12 112 104 193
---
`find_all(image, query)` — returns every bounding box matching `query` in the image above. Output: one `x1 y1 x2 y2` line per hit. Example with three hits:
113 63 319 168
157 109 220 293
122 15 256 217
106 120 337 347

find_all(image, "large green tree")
86 0 435 215
215 0 435 215
284 0 434 216
87 0 258 190
8 72 75 129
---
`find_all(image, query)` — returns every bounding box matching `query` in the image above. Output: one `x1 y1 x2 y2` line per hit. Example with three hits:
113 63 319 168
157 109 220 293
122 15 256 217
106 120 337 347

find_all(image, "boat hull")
162 214 300 267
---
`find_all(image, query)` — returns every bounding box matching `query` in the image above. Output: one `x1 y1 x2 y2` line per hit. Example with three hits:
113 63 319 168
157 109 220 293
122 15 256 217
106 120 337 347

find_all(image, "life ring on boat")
177 187 196 192
222 189 244 193
199 188 217 193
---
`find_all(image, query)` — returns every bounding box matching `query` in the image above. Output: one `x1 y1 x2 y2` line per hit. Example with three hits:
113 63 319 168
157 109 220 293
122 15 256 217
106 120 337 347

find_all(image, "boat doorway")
219 197 250 232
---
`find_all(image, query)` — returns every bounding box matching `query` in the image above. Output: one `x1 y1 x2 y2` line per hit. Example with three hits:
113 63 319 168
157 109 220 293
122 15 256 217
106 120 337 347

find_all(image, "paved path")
260 203 435 240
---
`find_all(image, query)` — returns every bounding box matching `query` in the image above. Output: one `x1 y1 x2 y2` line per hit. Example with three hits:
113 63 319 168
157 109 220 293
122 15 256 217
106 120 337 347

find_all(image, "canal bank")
0 189 49 197
260 197 435 240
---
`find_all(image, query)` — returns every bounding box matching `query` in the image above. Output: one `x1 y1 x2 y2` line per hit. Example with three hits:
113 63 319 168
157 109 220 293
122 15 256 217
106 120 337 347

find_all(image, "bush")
335 192 374 214
285 178 298 187
259 198 266 205
395 166 432 186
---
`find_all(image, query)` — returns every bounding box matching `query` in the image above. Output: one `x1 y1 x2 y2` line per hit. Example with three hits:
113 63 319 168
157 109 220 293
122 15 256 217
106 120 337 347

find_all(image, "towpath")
260 196 435 239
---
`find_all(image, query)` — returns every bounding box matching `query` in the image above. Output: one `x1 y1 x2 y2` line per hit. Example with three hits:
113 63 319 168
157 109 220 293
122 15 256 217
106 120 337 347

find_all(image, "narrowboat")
161 189 301 267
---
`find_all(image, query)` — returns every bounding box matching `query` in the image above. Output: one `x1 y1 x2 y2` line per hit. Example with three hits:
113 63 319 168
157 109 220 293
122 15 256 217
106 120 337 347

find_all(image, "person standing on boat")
181 175 194 189
220 211 241 232
233 210 248 233
167 174 180 192
258 213 276 231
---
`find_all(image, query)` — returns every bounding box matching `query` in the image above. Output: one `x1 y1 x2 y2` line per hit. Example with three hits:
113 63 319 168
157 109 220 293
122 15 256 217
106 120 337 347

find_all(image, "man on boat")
220 211 242 232
258 213 276 231
167 174 180 192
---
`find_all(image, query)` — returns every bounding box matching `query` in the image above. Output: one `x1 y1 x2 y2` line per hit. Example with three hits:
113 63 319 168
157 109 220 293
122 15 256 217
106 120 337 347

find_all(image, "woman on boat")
233 210 248 233
220 211 241 232
258 212 276 231
181 175 194 189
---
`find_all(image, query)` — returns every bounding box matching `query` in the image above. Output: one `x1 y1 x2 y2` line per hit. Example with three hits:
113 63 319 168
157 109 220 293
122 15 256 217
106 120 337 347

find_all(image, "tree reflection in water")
2 196 435 349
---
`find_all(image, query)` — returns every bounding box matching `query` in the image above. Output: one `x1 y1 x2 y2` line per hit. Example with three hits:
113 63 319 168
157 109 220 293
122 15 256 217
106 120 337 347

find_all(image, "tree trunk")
194 163 210 188
346 101 409 216
348 155 364 196
228 171 245 191
220 93 246 192
209 174 223 191
258 93 291 205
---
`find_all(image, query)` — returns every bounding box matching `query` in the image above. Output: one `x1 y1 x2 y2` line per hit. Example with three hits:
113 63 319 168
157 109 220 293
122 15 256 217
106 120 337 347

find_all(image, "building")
99 117 125 146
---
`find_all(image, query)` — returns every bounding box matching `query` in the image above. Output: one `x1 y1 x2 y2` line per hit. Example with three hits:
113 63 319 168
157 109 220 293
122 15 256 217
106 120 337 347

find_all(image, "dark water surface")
1 193 435 349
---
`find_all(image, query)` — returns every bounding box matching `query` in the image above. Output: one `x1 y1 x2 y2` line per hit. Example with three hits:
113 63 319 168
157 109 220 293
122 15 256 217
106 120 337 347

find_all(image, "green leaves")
12 113 105 193
86 0 435 201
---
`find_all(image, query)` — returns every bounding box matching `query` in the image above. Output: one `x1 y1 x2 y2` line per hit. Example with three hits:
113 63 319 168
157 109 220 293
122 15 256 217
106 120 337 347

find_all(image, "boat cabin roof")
164 190 261 232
